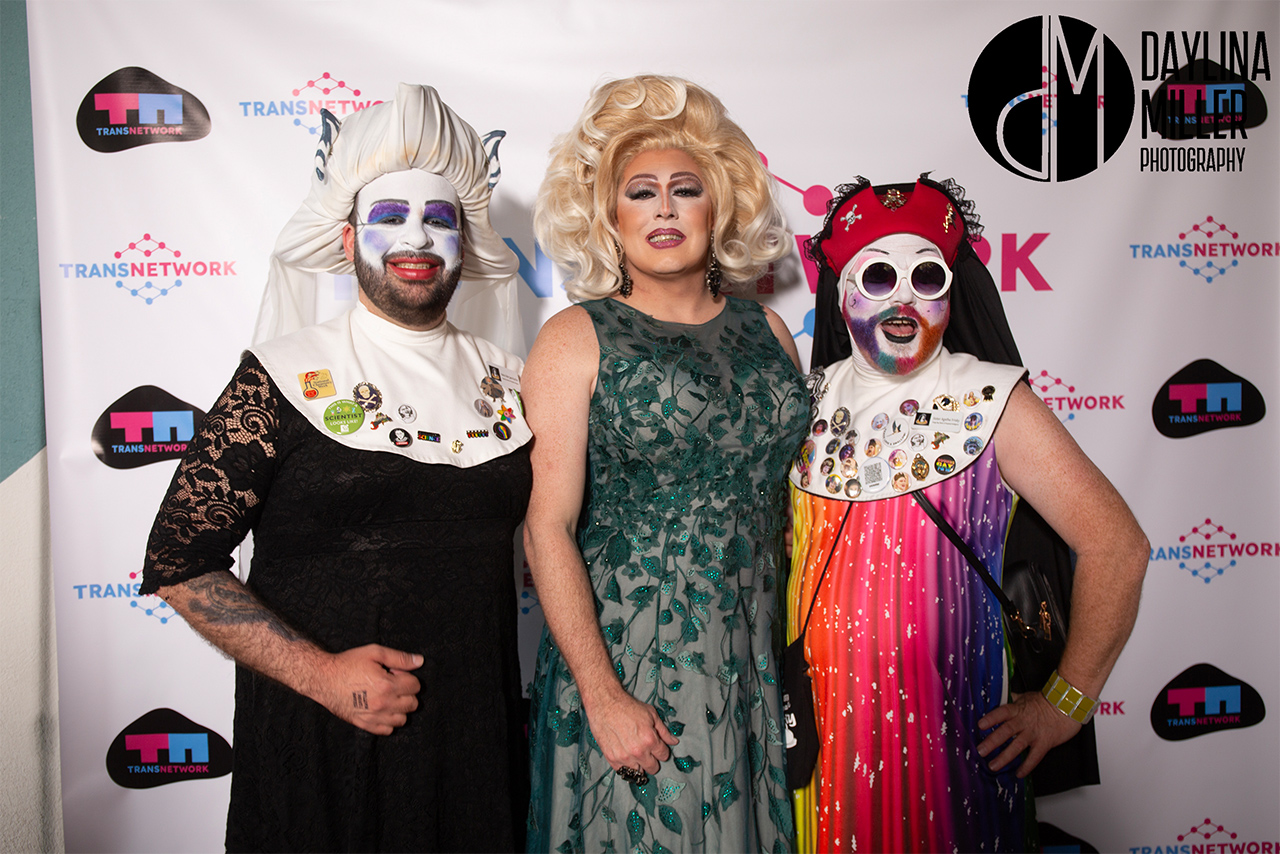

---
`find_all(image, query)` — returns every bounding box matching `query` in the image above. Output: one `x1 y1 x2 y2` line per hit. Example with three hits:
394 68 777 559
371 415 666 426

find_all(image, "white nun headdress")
252 83 522 352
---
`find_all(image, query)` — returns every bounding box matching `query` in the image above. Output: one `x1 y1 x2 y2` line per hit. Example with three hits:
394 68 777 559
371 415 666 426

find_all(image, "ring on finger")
616 766 649 786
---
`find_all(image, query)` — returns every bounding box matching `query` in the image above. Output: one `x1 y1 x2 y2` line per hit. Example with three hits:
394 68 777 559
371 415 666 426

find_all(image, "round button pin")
323 399 365 435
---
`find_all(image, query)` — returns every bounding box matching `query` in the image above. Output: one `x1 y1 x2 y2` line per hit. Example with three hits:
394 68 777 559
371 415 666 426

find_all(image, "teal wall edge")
0 0 46 481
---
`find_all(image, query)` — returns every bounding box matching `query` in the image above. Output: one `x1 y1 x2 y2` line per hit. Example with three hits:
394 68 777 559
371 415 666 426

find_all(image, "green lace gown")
527 297 807 854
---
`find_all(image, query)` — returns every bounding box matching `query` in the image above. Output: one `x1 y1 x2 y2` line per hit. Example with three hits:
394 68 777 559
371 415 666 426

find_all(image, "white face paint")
840 233 950 376
350 170 463 328
354 170 462 280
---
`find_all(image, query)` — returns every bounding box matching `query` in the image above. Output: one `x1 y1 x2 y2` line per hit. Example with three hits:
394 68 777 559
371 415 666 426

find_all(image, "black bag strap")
912 490 1033 638
798 505 852 639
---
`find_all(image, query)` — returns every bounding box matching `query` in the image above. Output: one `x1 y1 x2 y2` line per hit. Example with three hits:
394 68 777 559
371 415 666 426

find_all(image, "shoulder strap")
800 505 851 637
912 490 1032 637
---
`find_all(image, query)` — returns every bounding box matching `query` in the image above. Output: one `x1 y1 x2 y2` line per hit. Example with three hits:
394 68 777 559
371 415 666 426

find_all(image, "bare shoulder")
997 382 1064 441
524 304 601 412
526 305 598 374
759 303 802 371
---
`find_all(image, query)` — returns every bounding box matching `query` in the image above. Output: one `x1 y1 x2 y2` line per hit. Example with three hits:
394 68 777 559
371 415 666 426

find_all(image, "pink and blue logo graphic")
1150 517 1279 583
239 72 381 136
1028 370 1125 423
58 233 238 304
91 385 206 470
106 708 232 788
76 67 210 152
1151 663 1265 741
1130 215 1278 284
69 576 174 624
1129 817 1280 854
1152 359 1265 438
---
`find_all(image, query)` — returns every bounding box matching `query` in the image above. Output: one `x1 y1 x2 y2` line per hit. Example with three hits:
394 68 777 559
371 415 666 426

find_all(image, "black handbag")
911 491 1065 693
912 491 1101 794
782 507 850 790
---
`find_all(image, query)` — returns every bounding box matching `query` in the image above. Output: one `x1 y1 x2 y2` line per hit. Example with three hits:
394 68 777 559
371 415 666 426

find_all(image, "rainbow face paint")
840 234 950 376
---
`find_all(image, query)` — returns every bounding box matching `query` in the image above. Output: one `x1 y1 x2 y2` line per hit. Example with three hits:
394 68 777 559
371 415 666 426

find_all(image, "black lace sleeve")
140 355 280 594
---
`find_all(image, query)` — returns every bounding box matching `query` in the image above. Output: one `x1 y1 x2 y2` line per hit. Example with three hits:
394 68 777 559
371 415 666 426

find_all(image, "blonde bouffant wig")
534 75 791 302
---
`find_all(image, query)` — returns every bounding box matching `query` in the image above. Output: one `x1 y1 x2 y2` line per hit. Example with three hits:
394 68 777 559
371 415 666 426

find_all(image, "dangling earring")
705 231 722 297
615 240 633 297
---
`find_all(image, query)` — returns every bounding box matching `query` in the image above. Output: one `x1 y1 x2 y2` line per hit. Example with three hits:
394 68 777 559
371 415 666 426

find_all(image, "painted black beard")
353 250 462 328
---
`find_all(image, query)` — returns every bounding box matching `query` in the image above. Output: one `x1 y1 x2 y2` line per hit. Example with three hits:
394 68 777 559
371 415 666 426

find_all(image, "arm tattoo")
353 691 369 710
184 572 305 642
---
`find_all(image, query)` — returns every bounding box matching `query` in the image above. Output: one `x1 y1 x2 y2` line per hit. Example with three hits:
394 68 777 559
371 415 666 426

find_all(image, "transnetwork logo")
1152 359 1265 437
91 386 205 470
1129 215 1279 284
238 72 381 136
58 233 238 304
76 67 210 152
68 574 174 624
1151 663 1265 741
106 708 232 789
1129 817 1277 854
1150 517 1278 584
1028 370 1124 423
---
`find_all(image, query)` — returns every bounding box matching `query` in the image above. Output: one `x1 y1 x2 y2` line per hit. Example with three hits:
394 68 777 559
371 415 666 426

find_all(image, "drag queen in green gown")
522 76 808 854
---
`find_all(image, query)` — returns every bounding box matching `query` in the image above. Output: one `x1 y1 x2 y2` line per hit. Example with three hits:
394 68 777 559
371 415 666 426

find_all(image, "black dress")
142 355 532 852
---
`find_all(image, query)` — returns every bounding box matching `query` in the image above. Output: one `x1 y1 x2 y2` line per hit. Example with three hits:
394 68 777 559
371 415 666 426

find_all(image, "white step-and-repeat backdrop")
28 2 1277 851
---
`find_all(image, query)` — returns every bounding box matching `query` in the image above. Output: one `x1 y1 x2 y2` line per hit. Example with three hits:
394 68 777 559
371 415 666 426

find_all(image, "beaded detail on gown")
527 298 808 854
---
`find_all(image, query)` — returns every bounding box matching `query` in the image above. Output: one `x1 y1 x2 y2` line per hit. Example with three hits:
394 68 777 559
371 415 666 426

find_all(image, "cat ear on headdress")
314 108 342 183
482 130 505 189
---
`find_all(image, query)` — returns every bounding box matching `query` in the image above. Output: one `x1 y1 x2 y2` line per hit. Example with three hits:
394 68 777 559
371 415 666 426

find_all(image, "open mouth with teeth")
385 254 443 281
880 316 919 344
646 229 686 248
